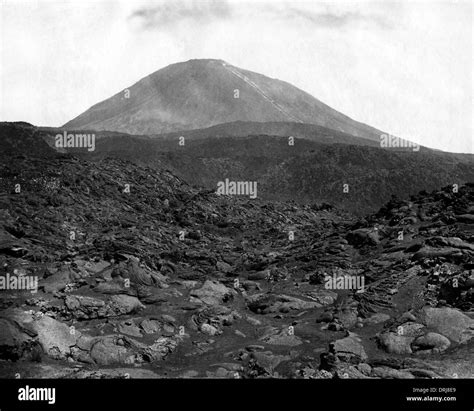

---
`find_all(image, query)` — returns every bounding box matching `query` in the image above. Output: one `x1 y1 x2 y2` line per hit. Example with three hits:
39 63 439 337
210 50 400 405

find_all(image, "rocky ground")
0 153 473 379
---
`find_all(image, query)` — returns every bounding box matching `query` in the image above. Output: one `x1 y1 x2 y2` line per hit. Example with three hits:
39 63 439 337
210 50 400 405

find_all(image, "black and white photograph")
0 0 473 408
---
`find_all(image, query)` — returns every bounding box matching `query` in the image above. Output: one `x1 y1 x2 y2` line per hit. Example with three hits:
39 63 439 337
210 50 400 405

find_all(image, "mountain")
64 59 384 140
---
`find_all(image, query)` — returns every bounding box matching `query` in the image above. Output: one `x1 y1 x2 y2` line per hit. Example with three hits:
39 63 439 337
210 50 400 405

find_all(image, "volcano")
64 59 383 139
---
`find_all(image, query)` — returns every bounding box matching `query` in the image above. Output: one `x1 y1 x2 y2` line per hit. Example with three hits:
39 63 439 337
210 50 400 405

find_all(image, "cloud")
278 7 394 29
129 0 396 30
128 1 396 33
129 0 232 29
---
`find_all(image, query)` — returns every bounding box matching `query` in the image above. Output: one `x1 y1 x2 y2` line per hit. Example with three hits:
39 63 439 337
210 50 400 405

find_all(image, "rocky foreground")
0 153 473 379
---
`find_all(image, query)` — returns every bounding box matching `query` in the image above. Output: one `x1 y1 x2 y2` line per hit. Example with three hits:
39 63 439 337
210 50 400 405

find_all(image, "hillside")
36 123 474 215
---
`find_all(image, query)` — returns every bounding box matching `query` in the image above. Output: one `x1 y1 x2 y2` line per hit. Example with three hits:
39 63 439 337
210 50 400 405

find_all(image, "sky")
0 0 472 153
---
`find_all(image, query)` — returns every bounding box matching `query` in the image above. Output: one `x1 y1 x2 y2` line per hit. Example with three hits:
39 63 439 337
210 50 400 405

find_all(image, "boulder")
89 336 136 366
34 315 81 359
246 293 320 314
143 336 180 362
308 289 338 306
418 307 474 343
412 332 451 353
260 327 303 346
64 295 105 319
0 318 35 360
64 294 144 319
0 309 79 360
330 333 368 362
108 295 145 315
116 319 143 337
190 280 235 306
191 305 241 335
40 269 72 293
336 309 359 329
346 229 380 247
377 332 413 354
251 351 291 374
200 323 219 336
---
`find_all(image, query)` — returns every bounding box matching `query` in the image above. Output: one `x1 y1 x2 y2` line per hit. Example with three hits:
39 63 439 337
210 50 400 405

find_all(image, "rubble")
0 148 473 378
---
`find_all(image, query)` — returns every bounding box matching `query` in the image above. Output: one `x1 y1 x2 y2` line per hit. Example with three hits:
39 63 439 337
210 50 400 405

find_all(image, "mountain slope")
36 123 474 214
153 121 382 147
0 122 57 158
64 59 383 140
119 136 474 214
